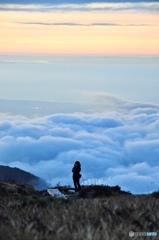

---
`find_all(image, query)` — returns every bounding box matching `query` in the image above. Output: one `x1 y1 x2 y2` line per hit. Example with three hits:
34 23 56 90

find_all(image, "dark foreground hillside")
0 181 158 240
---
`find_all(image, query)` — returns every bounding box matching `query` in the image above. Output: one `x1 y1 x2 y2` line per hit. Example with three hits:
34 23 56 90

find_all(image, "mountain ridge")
0 165 48 190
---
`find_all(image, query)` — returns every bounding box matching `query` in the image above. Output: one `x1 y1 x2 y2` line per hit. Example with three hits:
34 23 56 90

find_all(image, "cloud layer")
0 2 159 12
1 0 158 4
20 22 154 27
0 101 159 194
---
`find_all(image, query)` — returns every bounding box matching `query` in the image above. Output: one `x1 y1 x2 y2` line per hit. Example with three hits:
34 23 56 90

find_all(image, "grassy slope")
0 183 159 240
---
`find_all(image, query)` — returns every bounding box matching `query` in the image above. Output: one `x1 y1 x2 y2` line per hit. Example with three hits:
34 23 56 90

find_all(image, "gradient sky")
0 1 159 55
0 1 159 104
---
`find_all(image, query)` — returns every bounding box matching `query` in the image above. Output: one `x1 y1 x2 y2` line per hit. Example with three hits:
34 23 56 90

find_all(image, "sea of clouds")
0 101 159 194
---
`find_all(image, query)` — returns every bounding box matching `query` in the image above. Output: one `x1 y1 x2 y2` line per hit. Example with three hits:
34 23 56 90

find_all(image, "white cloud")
0 2 159 12
0 101 159 193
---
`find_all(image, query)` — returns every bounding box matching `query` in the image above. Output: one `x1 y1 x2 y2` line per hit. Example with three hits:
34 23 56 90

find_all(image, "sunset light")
0 2 159 55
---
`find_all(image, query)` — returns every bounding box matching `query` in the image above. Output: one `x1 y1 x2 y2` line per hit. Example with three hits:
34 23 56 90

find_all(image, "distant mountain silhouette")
0 165 48 190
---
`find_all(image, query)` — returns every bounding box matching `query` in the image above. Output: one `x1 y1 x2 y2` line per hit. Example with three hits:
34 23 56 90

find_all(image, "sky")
0 0 159 54
0 0 159 194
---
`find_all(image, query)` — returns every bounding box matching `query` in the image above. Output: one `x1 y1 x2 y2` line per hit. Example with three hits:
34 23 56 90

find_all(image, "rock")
47 188 67 199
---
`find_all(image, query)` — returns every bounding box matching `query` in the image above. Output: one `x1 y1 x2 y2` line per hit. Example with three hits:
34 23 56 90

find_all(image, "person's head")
75 161 81 166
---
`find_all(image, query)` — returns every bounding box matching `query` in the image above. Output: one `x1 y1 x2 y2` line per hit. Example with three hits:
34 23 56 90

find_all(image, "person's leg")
76 177 81 191
73 175 78 192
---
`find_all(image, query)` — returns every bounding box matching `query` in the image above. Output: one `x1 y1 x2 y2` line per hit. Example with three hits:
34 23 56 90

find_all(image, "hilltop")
0 180 158 240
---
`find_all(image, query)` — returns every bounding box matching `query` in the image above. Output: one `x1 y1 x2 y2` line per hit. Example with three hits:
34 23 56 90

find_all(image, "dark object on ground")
79 185 131 198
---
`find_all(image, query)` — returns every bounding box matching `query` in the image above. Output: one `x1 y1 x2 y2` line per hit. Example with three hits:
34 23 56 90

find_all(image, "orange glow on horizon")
0 6 159 55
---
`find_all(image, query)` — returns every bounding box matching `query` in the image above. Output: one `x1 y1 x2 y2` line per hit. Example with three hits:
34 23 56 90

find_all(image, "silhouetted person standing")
72 161 81 192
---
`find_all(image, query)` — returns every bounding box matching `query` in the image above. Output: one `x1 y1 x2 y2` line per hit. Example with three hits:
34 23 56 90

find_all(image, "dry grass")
0 192 159 240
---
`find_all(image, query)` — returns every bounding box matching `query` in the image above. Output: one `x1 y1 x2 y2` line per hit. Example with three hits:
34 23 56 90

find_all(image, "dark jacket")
72 163 81 177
